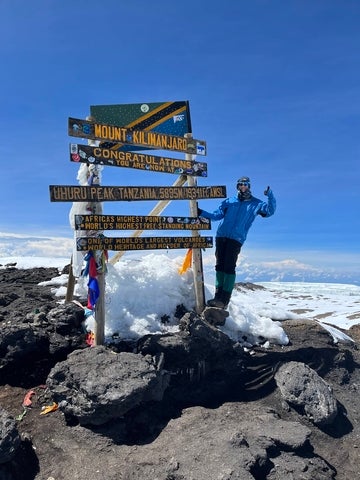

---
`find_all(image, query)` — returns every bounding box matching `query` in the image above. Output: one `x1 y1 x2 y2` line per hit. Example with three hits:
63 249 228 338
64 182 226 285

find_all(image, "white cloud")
254 259 320 272
0 232 73 258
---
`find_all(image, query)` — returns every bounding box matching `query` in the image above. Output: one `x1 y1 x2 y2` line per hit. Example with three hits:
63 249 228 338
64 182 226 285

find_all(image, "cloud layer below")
0 231 358 286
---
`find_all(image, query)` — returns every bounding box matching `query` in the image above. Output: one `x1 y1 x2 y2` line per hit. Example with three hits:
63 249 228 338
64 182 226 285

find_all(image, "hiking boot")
221 291 232 309
207 287 224 308
207 298 225 308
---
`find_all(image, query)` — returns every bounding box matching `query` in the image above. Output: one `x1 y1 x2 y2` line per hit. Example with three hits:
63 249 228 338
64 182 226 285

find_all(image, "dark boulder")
0 407 20 464
275 361 338 426
46 346 171 425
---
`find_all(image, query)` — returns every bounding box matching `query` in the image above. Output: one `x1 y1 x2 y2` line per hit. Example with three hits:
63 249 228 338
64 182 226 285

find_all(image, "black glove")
264 186 270 196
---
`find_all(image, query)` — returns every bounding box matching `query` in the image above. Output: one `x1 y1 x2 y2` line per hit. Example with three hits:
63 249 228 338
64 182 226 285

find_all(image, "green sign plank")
68 117 206 156
49 185 226 202
90 101 191 136
90 101 192 153
76 236 213 251
74 214 211 231
70 143 207 177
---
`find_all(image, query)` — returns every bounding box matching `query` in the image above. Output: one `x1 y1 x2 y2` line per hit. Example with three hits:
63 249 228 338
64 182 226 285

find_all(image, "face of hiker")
236 176 251 193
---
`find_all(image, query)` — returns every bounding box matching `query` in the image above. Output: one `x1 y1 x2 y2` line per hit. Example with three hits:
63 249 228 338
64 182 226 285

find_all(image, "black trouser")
214 237 242 295
215 237 242 274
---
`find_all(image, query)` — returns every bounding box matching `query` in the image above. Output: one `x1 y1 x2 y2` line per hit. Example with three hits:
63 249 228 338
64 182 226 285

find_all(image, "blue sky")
1 0 359 282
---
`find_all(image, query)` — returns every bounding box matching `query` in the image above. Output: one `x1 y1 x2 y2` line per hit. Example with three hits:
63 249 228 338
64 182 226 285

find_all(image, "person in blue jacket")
198 176 276 308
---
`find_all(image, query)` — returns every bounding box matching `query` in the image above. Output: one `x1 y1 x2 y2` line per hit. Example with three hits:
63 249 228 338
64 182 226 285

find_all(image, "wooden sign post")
54 106 224 346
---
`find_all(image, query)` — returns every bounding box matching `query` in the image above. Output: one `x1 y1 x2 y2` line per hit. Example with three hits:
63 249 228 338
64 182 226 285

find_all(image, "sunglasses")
238 182 249 187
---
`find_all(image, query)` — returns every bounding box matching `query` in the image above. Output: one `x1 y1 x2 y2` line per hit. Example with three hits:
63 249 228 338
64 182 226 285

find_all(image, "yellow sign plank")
74 214 211 231
70 143 207 177
49 185 226 202
76 236 213 251
68 117 206 155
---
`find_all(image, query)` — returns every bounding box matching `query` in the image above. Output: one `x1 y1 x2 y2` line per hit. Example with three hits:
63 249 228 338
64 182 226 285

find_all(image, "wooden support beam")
185 133 205 313
109 174 187 265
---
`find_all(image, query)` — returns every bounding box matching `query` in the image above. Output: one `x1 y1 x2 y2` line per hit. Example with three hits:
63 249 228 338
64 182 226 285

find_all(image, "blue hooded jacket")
200 189 276 245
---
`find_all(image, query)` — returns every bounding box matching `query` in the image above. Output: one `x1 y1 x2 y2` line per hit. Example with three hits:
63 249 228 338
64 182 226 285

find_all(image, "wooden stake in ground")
65 257 75 303
185 133 205 313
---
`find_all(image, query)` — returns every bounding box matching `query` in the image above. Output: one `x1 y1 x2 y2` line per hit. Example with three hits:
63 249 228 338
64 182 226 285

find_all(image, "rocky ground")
0 265 360 480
